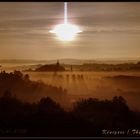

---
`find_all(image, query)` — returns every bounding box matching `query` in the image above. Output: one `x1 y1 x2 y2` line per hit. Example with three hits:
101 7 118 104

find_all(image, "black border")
0 1 140 2
0 0 140 139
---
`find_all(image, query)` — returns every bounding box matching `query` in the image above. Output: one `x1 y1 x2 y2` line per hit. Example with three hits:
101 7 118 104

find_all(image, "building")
35 60 65 72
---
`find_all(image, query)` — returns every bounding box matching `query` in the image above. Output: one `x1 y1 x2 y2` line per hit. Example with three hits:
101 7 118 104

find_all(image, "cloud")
0 2 140 59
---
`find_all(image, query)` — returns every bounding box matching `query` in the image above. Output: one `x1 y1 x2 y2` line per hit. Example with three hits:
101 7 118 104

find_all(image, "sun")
49 2 82 41
50 23 82 41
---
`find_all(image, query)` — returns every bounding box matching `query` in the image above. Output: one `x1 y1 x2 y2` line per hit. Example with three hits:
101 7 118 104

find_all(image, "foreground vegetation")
0 90 140 136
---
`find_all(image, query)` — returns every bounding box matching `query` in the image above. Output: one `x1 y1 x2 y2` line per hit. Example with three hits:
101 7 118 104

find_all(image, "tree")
37 97 64 114
3 90 12 98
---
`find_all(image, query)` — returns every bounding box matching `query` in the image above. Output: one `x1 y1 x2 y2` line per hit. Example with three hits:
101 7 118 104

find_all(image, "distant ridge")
0 58 139 65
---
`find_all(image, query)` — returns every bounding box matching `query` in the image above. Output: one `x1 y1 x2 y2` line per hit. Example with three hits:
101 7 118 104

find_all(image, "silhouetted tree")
24 74 30 81
37 97 64 114
72 96 134 129
3 90 12 98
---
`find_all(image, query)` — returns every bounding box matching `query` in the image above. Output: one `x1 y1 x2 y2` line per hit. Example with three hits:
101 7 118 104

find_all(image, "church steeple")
56 59 60 71
56 59 60 67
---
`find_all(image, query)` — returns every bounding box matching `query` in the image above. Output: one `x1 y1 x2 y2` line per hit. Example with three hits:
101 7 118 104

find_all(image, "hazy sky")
0 2 140 60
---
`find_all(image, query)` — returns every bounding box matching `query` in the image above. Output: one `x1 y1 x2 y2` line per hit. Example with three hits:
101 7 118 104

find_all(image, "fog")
24 71 140 111
1 64 140 111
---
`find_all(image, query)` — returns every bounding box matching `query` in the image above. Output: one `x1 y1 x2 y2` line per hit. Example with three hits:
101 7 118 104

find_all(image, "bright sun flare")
49 2 82 41
50 23 82 41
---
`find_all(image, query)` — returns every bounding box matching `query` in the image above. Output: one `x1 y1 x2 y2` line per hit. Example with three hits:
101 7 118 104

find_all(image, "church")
35 60 65 72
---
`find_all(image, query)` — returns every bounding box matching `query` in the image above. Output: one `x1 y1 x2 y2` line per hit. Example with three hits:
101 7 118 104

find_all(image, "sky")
0 2 140 60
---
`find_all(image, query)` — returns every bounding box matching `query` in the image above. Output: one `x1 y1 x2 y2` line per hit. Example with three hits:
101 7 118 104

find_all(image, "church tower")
56 59 60 71
56 59 60 67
